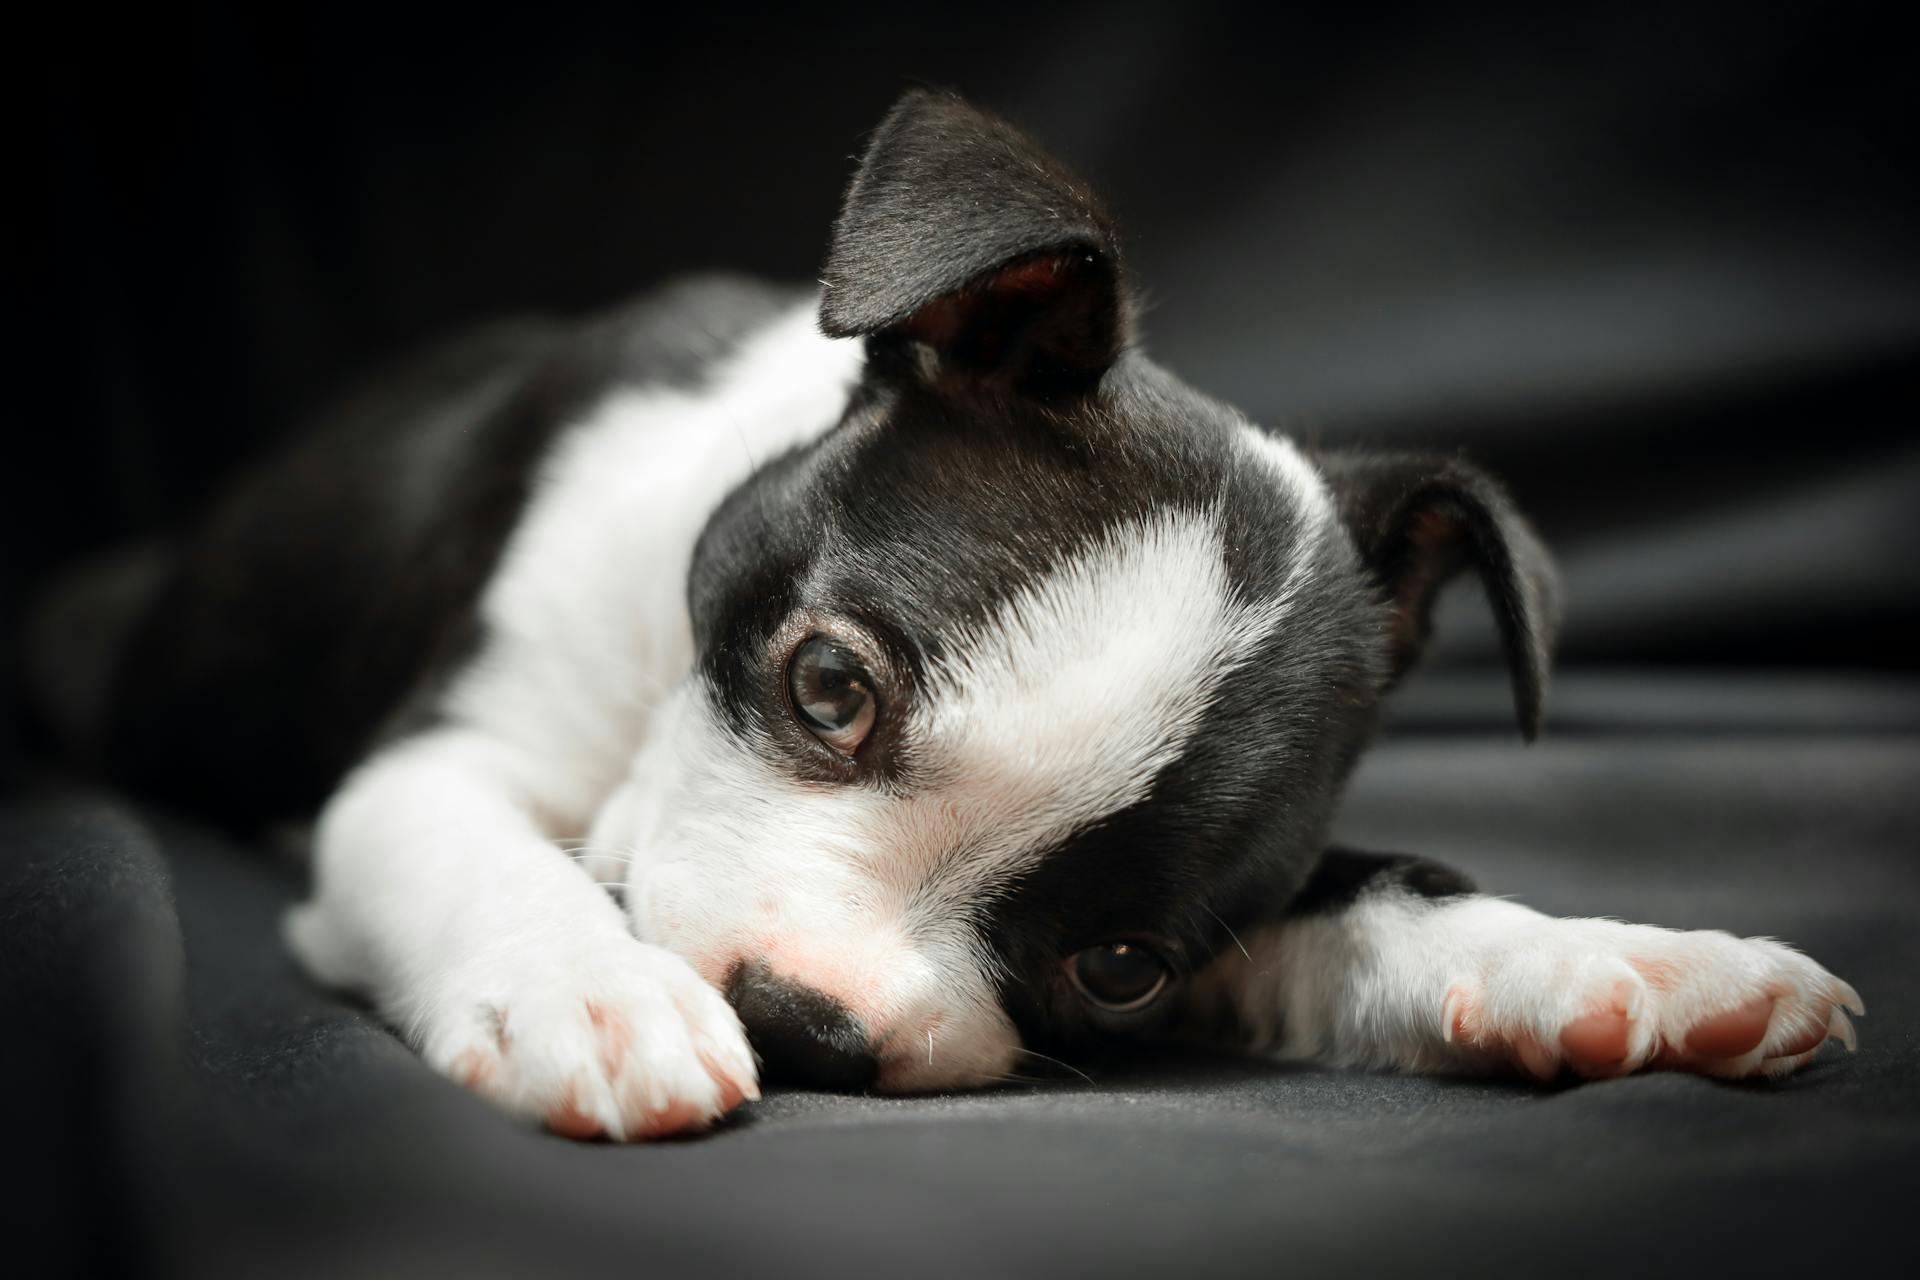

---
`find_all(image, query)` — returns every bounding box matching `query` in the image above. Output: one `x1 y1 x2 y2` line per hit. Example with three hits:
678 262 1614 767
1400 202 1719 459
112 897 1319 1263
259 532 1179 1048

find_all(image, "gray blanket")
7 673 1915 1278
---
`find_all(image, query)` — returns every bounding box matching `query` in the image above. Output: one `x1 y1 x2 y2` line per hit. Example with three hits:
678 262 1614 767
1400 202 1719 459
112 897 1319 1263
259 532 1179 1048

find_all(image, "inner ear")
898 251 1119 393
1316 451 1561 740
1387 506 1472 659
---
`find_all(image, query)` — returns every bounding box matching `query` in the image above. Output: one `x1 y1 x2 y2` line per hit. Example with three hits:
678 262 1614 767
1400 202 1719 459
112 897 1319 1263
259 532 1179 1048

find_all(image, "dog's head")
602 90 1557 1090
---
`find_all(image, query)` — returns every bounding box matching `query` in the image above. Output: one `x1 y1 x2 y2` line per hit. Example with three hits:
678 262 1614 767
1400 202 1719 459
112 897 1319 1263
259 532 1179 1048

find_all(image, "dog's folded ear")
1315 452 1561 740
820 88 1127 395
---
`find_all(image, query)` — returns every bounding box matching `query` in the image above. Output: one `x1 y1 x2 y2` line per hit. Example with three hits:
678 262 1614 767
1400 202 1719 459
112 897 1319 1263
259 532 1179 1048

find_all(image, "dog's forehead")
804 365 1336 648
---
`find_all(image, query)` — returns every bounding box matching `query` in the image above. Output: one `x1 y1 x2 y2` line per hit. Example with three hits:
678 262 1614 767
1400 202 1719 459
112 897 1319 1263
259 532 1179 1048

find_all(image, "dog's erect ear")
819 88 1127 395
1315 452 1561 740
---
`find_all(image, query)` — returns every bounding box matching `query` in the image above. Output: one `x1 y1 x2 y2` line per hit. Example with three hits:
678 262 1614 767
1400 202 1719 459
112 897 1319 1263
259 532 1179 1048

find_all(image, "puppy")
56 90 1859 1140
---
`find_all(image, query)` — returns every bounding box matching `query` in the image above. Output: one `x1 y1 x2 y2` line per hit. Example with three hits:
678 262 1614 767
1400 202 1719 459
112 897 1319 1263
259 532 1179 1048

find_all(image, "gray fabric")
6 672 1914 1278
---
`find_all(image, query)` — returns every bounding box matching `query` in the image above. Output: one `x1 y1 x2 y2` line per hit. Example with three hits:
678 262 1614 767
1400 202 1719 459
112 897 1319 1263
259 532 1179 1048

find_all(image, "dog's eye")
788 637 878 756
1067 942 1170 1013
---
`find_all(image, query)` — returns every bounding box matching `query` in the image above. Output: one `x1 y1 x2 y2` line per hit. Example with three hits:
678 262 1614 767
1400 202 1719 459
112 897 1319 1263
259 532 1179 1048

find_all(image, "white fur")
285 727 757 1138
1192 888 1862 1080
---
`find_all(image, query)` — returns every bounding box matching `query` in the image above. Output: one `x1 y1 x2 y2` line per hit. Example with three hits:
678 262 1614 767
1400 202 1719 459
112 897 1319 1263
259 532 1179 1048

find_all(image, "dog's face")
596 92 1555 1091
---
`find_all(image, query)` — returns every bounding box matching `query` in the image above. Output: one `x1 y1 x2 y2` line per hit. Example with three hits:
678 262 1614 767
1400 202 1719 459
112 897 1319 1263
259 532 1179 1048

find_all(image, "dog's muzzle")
724 959 878 1091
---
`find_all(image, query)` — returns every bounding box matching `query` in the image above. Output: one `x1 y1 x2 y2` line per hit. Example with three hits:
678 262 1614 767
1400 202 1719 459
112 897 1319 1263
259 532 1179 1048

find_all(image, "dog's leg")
283 727 758 1139
1189 848 1861 1080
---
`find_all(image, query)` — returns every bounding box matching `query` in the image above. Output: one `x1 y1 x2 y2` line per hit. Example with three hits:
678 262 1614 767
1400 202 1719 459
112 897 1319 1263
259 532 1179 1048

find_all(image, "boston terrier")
47 89 1860 1140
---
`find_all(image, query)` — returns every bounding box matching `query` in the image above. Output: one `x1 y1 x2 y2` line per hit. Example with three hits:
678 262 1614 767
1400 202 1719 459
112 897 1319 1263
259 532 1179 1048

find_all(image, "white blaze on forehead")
883 507 1296 911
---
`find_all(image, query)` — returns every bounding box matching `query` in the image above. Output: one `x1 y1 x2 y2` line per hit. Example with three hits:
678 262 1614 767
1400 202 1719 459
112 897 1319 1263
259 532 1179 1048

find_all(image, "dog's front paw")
419 936 759 1140
1443 922 1862 1082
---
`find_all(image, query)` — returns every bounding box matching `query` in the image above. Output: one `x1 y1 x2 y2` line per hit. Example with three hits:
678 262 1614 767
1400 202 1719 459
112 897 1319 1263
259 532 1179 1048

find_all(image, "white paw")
418 936 759 1140
1441 919 1862 1081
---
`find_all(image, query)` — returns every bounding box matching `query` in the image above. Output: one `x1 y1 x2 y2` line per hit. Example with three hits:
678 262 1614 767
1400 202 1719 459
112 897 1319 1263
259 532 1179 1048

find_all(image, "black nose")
725 961 878 1091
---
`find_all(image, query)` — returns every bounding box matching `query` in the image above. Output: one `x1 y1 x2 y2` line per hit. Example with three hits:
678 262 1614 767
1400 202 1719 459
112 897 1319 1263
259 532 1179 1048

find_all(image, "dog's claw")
1441 986 1467 1045
1513 1033 1560 1081
1833 980 1865 1018
1829 1008 1858 1053
1621 978 1645 1024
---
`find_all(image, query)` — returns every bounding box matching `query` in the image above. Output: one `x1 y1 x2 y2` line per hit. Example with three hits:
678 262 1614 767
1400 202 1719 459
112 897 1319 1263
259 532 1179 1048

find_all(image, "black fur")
1288 847 1479 916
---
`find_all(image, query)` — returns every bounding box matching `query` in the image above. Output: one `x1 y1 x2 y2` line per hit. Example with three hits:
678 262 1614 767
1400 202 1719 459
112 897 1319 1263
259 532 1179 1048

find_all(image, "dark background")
8 1 1917 691
3 3 1918 1276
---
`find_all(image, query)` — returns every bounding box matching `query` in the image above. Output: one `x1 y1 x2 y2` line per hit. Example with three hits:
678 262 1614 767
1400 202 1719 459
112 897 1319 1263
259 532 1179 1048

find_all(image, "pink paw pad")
449 1048 497 1091
545 1088 605 1141
629 1098 710 1139
1683 995 1775 1059
1553 979 1643 1075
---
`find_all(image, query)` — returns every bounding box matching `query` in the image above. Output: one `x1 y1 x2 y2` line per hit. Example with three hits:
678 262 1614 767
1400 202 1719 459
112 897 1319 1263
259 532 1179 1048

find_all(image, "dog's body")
45 91 1858 1139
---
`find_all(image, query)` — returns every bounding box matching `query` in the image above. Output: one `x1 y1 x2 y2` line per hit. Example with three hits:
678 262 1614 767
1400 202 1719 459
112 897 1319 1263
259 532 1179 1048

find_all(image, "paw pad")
1683 994 1774 1059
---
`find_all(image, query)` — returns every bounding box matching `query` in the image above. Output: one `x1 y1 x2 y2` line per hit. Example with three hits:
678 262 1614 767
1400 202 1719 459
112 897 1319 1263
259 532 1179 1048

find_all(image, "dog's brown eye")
788 637 877 756
1067 942 1170 1013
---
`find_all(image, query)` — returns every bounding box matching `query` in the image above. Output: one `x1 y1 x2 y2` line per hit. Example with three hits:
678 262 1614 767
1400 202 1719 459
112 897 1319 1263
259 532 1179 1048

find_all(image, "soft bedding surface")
7 674 1915 1278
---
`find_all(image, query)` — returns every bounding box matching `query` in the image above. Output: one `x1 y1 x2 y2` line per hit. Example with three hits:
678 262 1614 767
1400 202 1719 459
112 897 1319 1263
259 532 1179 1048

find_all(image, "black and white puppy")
71 90 1858 1139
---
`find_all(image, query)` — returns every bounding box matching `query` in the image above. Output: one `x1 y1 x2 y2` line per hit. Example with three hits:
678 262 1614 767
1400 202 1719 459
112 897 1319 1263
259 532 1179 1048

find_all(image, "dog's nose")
724 960 878 1091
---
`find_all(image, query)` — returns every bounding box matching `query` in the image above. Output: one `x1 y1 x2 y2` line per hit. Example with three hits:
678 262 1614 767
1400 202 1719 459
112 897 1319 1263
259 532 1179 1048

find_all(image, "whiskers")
553 841 644 879
550 841 646 906
553 841 640 862
1011 1044 1095 1086
1203 904 1253 963
980 1071 1063 1087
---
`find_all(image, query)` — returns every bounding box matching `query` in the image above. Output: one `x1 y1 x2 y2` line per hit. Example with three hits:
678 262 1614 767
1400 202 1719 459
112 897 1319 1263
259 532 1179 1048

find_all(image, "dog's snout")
724 960 878 1092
